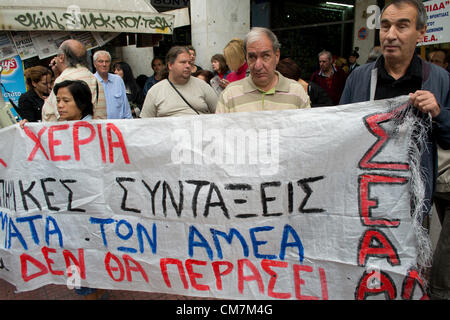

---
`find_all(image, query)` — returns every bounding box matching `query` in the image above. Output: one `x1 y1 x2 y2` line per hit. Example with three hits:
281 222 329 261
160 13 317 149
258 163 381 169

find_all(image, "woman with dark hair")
17 65 53 122
210 54 230 80
53 80 94 120
19 80 93 128
193 69 214 85
113 61 144 117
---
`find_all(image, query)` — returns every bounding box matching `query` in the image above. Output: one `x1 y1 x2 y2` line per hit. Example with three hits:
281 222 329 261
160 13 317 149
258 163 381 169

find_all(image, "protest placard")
419 0 450 45
0 96 431 299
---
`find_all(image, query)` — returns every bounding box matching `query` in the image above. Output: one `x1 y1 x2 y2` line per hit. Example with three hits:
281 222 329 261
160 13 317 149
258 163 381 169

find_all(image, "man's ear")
58 54 65 65
417 26 426 43
275 49 280 64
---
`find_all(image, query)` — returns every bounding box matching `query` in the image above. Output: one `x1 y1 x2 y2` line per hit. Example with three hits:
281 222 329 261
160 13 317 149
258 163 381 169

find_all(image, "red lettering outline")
355 269 397 300
358 229 400 267
360 105 409 171
359 174 406 227
401 268 429 300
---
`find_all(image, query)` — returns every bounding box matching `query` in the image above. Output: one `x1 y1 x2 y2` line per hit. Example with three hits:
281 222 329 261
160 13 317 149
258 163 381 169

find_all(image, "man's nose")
384 26 397 40
254 57 264 69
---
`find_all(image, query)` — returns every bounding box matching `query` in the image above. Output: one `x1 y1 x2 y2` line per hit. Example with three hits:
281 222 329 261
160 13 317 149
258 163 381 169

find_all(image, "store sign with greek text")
419 0 450 45
0 97 430 299
1 8 174 34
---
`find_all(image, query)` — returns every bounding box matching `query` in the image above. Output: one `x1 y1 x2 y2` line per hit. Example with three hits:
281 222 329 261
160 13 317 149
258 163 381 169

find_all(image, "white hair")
93 50 111 62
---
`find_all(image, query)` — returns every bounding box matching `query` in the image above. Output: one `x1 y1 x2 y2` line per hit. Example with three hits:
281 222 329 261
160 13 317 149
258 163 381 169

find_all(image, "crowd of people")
14 0 450 300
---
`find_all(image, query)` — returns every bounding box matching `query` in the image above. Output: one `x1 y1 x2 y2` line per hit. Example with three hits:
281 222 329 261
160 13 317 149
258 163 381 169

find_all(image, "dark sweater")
17 89 45 122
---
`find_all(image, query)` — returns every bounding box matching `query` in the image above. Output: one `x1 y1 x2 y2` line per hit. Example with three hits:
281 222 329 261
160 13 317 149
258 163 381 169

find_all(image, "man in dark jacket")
340 0 450 300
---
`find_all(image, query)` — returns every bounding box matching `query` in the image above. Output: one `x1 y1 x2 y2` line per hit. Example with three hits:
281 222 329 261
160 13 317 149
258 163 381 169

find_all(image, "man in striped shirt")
42 39 107 122
216 27 310 113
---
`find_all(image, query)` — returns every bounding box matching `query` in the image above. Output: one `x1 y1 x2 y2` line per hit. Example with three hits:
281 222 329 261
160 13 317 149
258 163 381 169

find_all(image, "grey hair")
93 50 111 63
244 27 281 54
318 50 332 61
57 42 88 68
381 0 427 30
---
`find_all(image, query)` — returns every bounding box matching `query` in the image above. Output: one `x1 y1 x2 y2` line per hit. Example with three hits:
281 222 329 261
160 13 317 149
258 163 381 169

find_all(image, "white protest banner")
0 96 431 300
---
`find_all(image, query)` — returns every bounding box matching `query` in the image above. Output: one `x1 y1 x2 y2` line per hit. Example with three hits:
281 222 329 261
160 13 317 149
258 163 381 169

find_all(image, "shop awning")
0 0 190 60
0 0 190 34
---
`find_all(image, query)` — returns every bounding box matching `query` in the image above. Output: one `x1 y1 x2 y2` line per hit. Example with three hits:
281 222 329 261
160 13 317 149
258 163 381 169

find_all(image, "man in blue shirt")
93 50 132 119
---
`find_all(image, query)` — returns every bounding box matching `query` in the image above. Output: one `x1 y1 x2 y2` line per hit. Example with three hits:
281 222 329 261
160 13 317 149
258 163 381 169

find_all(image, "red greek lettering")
212 260 233 290
42 246 64 276
237 259 264 294
261 259 291 299
359 174 405 227
20 253 48 282
48 124 70 161
73 121 96 161
358 229 400 267
401 268 429 300
24 126 49 161
293 264 319 300
355 269 396 300
160 258 188 289
106 123 130 164
360 106 409 171
185 259 209 291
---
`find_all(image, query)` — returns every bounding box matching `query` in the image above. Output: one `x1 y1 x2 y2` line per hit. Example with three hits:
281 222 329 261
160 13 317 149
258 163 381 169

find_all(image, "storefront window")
269 0 355 79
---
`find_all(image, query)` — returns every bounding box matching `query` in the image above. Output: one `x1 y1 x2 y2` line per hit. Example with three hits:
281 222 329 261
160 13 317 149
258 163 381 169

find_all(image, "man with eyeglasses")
93 50 132 119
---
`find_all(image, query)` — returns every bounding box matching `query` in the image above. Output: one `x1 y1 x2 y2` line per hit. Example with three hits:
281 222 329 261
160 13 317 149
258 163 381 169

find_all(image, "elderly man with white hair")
93 50 132 119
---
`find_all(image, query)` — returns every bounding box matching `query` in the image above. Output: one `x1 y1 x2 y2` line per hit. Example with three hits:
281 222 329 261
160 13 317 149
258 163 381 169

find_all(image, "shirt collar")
376 54 422 81
243 71 291 94
95 71 112 83
318 65 336 77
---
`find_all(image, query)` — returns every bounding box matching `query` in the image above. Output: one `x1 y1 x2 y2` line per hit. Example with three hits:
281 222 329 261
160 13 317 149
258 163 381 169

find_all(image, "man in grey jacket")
340 0 450 299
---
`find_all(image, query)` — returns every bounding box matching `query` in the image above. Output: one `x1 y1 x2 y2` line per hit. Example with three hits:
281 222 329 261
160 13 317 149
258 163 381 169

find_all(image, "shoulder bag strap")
168 79 200 115
95 80 99 104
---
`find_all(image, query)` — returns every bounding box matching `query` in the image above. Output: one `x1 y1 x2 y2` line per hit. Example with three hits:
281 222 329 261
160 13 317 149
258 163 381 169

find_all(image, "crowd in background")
17 40 449 123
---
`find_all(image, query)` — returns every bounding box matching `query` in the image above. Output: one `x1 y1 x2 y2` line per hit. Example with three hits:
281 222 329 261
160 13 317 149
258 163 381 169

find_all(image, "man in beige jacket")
42 39 107 122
